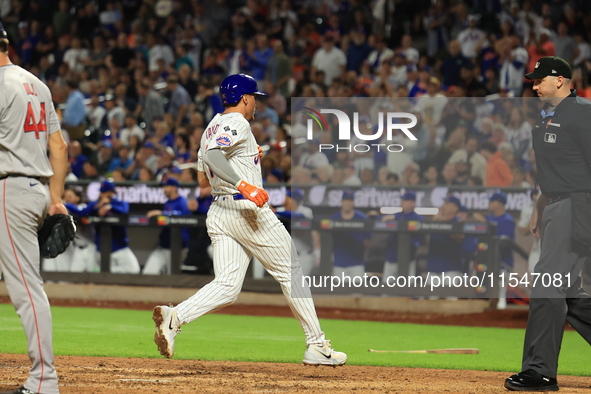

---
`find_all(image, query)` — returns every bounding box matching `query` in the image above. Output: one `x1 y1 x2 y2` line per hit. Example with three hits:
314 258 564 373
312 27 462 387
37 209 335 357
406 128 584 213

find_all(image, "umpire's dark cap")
100 181 116 193
525 56 572 80
0 22 7 39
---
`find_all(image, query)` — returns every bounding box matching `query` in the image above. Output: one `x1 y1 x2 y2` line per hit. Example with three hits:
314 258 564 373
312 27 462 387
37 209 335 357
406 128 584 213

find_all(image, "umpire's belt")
212 194 246 202
0 174 49 185
548 194 570 205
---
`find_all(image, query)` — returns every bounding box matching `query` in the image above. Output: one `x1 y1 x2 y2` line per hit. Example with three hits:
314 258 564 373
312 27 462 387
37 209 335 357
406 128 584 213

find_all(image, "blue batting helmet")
219 74 266 105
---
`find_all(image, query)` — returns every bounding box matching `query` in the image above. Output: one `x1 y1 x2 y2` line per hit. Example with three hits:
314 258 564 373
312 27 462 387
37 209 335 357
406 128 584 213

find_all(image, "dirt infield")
1 354 590 393
3 298 587 392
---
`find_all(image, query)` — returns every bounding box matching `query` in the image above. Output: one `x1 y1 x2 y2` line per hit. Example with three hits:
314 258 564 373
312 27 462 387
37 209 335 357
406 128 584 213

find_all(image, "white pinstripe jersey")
198 112 262 195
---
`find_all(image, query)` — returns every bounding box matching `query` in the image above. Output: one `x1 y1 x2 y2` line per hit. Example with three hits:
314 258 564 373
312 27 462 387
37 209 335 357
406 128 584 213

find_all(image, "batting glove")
257 145 264 159
236 180 269 208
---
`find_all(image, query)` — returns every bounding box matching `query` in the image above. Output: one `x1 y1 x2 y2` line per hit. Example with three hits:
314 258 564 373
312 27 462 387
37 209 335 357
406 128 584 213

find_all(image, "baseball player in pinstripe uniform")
0 23 67 394
153 74 347 366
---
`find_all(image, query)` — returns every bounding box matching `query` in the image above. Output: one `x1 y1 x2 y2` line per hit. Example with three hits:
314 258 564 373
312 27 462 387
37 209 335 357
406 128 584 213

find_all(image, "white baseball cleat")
152 305 181 358
302 341 347 367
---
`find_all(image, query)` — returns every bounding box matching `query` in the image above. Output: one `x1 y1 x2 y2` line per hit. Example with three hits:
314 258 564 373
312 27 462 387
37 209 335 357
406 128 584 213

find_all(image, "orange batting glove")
236 180 269 208
257 145 264 159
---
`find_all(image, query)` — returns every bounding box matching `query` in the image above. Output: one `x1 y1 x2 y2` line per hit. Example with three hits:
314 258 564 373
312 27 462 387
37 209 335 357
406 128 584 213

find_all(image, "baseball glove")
38 214 77 259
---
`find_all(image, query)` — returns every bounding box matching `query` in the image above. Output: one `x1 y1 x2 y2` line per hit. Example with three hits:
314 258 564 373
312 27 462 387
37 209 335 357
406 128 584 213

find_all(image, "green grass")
1 304 589 376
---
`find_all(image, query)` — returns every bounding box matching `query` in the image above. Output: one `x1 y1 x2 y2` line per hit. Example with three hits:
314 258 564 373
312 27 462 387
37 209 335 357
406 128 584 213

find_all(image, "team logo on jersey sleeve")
216 134 233 147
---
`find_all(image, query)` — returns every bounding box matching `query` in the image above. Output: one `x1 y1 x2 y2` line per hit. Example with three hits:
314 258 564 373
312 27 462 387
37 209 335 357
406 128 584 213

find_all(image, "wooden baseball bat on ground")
368 348 479 354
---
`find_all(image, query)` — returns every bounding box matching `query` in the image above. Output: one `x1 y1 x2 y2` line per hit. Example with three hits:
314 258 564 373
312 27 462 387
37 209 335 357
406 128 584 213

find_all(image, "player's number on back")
24 102 47 139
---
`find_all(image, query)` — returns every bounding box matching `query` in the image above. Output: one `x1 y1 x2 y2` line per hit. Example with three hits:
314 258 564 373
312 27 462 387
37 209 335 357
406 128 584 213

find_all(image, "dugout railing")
34 215 514 299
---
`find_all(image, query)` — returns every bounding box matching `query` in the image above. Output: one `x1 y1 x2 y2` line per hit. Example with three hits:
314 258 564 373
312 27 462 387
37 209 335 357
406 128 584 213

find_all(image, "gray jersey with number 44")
0 64 61 177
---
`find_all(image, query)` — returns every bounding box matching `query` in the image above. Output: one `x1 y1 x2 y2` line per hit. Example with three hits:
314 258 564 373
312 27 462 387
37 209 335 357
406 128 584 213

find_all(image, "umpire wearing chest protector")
505 56 591 391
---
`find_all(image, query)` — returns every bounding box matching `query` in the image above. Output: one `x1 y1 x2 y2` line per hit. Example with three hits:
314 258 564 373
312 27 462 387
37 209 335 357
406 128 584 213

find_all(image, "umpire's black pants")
523 198 591 377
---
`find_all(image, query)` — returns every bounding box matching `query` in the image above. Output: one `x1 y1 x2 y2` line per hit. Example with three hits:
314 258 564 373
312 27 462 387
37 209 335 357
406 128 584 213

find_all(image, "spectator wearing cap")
475 192 515 309
167 74 193 130
458 15 486 59
331 190 371 277
346 29 372 74
480 141 514 187
498 35 529 97
65 181 140 274
63 79 87 141
381 191 424 283
143 178 191 275
265 40 293 98
311 35 347 86
518 186 541 274
425 196 466 282
440 40 469 88
275 189 316 275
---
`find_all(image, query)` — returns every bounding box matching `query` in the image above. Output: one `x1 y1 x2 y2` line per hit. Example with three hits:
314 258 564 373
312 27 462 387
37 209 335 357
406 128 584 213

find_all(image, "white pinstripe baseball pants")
176 198 326 346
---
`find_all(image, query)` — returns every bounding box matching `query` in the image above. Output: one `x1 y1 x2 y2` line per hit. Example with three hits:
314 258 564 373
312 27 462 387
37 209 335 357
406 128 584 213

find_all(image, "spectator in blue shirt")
63 79 87 140
331 190 371 277
108 145 135 174
65 181 140 274
382 191 424 283
346 29 372 73
252 34 273 82
143 178 191 275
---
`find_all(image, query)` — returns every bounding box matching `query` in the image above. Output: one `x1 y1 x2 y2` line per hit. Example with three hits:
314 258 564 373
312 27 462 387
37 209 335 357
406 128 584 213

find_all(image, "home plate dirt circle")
1 354 590 393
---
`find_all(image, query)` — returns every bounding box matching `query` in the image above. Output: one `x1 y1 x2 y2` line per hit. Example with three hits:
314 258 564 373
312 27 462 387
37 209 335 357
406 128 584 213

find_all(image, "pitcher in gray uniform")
0 23 69 394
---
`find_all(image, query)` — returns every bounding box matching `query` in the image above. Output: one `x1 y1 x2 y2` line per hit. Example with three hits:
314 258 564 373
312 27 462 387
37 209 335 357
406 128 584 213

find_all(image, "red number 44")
24 102 47 139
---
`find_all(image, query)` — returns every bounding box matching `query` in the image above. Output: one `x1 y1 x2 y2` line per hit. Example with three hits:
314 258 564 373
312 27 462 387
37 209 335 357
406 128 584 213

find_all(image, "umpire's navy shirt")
533 90 591 196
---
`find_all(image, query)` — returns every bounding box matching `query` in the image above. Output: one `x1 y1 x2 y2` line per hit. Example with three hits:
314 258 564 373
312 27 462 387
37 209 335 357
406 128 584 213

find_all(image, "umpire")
505 56 591 391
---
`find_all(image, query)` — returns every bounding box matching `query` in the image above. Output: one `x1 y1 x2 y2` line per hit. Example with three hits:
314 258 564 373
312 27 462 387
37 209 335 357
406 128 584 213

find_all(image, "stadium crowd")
2 0 590 188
